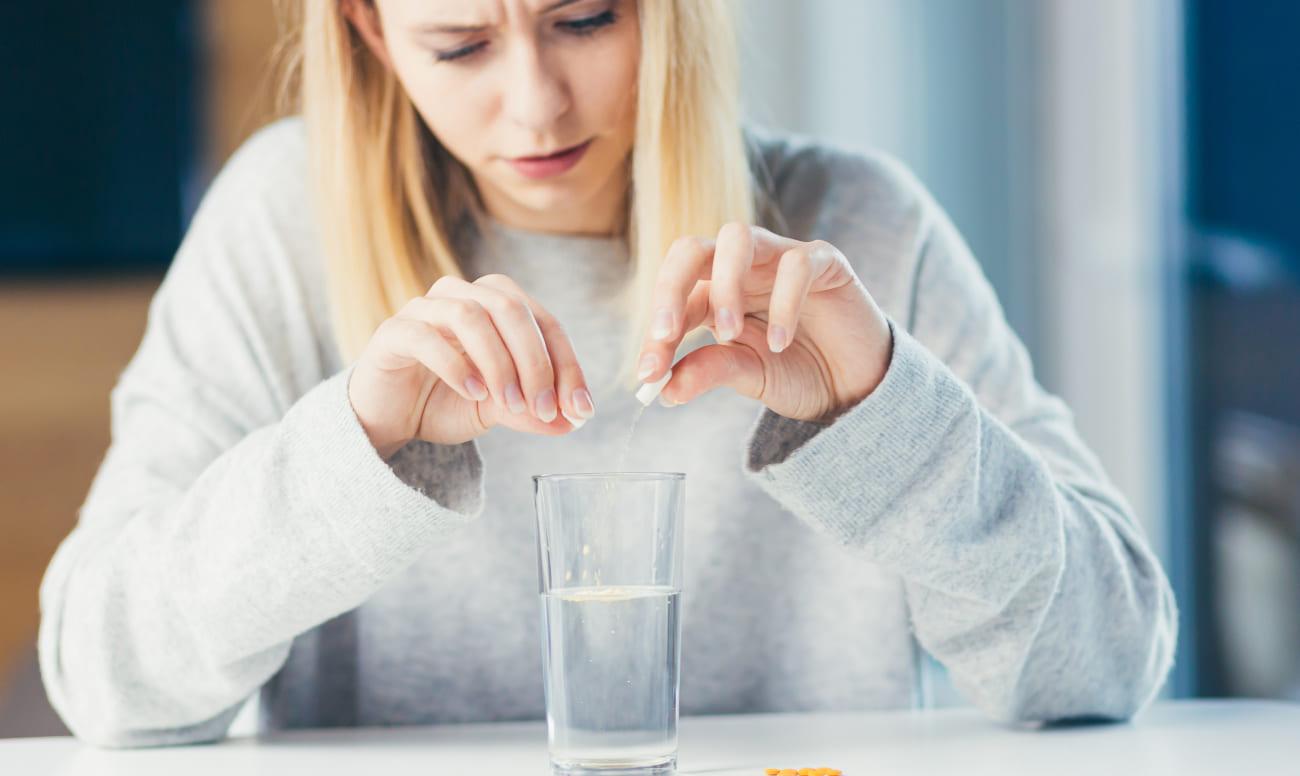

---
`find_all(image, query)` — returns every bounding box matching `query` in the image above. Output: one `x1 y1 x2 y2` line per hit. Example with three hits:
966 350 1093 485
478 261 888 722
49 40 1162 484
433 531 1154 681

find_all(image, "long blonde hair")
284 0 755 384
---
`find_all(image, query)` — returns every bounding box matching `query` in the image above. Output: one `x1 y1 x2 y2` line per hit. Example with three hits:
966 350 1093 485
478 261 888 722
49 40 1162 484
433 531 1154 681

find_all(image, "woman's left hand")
637 223 893 423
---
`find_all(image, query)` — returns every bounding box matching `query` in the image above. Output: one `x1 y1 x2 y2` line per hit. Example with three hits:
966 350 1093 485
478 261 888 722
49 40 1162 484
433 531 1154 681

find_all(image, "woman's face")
367 0 640 234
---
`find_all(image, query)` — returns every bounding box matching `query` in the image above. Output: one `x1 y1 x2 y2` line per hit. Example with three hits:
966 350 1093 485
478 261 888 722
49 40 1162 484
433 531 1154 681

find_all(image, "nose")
501 42 571 135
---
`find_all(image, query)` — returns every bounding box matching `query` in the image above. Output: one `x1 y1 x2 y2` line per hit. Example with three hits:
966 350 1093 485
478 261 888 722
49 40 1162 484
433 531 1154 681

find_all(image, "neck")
476 171 627 237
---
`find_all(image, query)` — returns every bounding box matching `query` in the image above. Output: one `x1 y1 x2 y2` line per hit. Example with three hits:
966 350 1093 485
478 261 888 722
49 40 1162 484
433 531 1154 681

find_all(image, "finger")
682 281 714 332
377 317 487 402
658 325 767 407
529 305 592 427
399 295 521 415
473 274 594 425
638 236 716 382
477 396 576 436
766 243 823 353
636 280 712 388
470 282 557 423
708 222 755 343
429 276 557 422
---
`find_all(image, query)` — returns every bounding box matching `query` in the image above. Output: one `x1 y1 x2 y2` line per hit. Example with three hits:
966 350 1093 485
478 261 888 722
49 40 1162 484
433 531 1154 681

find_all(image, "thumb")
661 326 767 406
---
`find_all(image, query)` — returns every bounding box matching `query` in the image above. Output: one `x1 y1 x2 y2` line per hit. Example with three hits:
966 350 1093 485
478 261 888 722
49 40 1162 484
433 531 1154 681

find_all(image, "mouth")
507 139 593 180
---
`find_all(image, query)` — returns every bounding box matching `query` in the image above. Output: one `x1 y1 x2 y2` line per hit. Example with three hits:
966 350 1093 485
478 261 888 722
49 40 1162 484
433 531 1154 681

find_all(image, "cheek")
570 33 640 132
388 50 495 162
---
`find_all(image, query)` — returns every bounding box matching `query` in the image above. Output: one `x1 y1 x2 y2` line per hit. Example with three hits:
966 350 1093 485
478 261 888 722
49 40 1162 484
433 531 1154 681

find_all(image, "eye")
433 7 616 62
435 41 488 62
557 9 617 36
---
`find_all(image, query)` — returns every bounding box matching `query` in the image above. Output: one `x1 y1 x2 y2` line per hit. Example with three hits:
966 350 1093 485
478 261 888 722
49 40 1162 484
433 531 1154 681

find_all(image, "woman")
39 0 1176 747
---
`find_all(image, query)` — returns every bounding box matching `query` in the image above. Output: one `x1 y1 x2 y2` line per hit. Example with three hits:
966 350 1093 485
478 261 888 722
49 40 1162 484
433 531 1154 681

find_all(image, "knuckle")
474 272 509 288
481 292 526 321
478 273 530 301
375 316 403 338
429 275 458 294
553 353 579 382
516 349 554 382
558 366 584 387
536 316 562 338
516 365 548 390
531 305 559 328
399 295 428 315
382 317 425 347
651 275 678 298
476 352 509 380
448 351 472 374
717 221 751 243
669 235 704 256
810 239 844 265
407 317 436 336
447 297 485 326
808 239 838 262
783 247 813 271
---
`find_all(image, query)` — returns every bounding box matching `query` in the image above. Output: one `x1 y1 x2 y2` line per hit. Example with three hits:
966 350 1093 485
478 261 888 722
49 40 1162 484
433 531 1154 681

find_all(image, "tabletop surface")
2 700 1298 775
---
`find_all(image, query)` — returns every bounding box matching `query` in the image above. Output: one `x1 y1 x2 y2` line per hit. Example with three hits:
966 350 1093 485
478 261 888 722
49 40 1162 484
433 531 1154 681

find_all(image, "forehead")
383 0 583 24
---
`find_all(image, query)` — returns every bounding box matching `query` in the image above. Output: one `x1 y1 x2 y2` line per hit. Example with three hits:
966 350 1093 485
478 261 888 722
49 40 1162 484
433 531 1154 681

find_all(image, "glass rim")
533 471 686 483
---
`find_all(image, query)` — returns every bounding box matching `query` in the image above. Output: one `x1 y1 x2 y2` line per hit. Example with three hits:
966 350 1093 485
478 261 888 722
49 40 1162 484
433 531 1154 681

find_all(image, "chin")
508 179 600 214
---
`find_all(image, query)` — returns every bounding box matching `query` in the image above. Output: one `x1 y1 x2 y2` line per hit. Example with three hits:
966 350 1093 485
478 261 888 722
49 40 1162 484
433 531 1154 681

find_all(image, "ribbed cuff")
743 322 973 548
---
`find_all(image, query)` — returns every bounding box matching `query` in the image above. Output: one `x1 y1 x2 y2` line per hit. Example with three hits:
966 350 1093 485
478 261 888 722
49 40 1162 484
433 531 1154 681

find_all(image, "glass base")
551 755 676 776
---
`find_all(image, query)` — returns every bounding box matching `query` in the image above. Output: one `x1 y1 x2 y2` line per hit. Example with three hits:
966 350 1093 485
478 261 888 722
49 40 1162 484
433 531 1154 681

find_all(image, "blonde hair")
284 0 754 385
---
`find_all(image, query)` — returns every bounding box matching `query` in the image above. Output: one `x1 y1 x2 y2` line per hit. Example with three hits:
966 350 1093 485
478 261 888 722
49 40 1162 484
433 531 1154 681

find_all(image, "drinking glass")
533 472 686 776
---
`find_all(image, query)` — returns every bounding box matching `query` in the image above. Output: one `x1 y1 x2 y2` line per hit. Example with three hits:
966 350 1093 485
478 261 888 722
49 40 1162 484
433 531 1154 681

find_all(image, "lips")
516 141 586 161
507 139 592 180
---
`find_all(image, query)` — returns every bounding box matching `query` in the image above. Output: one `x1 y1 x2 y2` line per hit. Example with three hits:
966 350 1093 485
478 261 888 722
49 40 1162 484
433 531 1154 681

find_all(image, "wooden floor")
0 279 158 736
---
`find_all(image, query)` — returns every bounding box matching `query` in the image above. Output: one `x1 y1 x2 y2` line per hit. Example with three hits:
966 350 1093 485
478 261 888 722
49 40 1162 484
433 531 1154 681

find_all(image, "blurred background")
1 0 1297 737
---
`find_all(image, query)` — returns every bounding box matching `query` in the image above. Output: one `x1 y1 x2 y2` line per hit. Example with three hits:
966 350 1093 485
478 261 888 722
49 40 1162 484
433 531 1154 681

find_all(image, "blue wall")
0 1 196 274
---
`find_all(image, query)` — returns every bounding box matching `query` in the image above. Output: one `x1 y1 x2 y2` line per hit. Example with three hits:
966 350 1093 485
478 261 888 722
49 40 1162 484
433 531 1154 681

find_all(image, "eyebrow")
413 0 587 34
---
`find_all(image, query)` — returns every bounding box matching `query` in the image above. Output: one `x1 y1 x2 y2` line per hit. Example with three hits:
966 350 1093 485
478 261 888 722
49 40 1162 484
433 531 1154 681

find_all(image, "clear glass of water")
533 472 685 776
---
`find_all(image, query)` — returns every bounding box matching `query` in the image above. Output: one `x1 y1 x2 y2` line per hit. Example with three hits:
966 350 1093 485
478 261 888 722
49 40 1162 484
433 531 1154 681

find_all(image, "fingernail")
651 308 674 341
716 307 737 341
573 388 596 418
464 375 489 401
505 383 526 415
637 353 658 381
658 394 678 408
561 409 587 430
767 324 788 353
535 387 558 422
635 367 673 406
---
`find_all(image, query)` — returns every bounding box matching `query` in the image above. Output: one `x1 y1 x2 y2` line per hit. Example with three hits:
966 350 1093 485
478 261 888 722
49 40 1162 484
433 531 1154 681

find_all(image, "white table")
2 700 1297 775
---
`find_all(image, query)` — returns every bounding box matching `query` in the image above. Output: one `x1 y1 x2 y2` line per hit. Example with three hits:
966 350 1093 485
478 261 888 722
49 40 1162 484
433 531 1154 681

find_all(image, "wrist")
372 437 409 461
827 318 895 422
347 369 411 461
356 413 410 460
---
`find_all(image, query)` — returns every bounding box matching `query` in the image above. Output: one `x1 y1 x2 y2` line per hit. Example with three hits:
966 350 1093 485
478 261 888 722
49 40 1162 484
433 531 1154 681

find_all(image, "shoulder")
175 116 321 285
220 116 308 178
196 116 310 226
745 125 941 318
148 116 337 384
172 115 322 301
745 125 933 243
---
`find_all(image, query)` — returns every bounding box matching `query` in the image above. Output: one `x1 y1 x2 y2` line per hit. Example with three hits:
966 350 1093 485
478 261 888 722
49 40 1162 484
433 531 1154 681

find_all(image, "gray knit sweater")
38 119 1176 747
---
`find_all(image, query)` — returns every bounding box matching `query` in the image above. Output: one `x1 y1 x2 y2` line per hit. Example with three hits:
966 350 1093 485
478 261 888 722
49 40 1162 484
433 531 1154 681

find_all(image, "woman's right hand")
348 274 597 457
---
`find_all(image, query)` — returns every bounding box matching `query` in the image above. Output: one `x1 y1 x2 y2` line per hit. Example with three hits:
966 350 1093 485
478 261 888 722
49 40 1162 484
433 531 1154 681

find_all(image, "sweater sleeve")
37 122 485 747
743 184 1177 723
